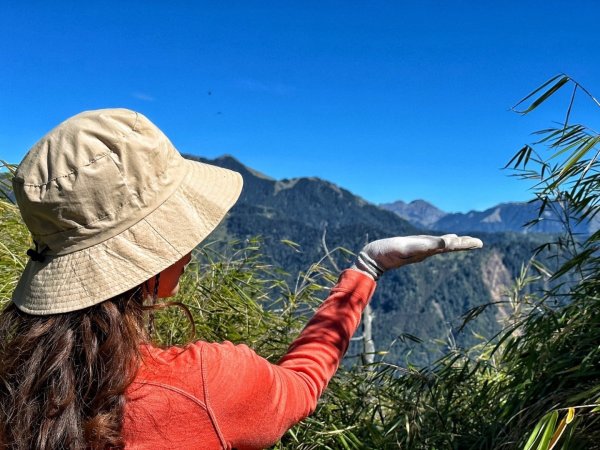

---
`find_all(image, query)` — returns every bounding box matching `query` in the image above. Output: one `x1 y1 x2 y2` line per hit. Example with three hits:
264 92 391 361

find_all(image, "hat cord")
26 241 48 263
146 273 160 336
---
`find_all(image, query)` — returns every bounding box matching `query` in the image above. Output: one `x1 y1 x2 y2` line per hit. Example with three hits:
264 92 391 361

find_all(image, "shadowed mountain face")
187 154 553 365
198 155 418 233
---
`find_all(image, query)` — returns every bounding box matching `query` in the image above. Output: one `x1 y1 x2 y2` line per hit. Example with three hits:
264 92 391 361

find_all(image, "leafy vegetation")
1 74 600 448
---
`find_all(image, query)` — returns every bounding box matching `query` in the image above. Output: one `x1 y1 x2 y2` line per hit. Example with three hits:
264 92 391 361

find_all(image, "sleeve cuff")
334 269 377 303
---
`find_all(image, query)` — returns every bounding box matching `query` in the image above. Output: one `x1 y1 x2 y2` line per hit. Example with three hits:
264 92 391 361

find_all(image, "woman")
0 109 482 449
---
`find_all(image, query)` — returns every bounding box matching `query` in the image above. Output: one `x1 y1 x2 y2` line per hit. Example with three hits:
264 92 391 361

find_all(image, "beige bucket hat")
11 109 243 315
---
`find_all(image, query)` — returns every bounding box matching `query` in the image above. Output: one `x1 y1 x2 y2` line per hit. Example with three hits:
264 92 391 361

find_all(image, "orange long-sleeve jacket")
123 269 376 449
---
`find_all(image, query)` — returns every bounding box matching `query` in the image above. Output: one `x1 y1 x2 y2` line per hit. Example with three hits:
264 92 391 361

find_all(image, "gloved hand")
350 234 483 280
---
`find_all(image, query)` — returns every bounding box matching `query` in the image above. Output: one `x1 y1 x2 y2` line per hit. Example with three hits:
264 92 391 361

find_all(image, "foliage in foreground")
2 74 600 449
2 193 597 449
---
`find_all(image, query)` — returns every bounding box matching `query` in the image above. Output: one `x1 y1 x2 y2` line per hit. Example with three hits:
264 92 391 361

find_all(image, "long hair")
0 284 149 450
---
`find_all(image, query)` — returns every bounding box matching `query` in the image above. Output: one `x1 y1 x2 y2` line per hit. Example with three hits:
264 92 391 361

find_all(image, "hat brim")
12 159 243 315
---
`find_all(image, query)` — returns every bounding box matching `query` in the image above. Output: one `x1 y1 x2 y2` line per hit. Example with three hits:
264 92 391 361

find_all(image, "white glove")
351 234 483 280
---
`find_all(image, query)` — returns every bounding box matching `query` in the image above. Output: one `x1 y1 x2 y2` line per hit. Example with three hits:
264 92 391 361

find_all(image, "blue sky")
2 1 599 212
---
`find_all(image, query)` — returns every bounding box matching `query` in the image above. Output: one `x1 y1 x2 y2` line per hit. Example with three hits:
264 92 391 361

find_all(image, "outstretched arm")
203 234 482 449
352 234 483 280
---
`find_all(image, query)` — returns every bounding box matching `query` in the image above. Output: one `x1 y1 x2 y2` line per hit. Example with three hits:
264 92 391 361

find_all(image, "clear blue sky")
2 1 599 212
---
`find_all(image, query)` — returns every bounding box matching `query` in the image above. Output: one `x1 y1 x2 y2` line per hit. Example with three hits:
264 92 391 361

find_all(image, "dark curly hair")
0 284 149 450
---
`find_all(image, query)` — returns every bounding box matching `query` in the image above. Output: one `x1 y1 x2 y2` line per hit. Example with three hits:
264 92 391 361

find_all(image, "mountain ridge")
381 198 599 235
186 154 553 366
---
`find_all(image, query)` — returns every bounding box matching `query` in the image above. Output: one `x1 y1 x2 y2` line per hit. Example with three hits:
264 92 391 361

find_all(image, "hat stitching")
106 149 144 211
32 155 181 239
27 277 138 310
131 112 140 132
141 218 181 255
102 240 169 274
26 258 163 308
14 151 114 187
33 197 127 238
24 252 148 297
15 111 140 187
74 262 92 299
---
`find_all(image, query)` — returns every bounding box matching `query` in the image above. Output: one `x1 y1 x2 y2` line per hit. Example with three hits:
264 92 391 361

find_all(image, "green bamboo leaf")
556 137 600 178
536 411 559 450
567 384 600 404
566 408 575 424
524 414 550 450
559 417 579 450
548 409 575 450
506 145 534 169
513 74 568 113
527 76 571 113
280 239 302 253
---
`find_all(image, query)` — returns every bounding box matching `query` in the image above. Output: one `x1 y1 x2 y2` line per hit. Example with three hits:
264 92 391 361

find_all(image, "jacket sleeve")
201 269 376 450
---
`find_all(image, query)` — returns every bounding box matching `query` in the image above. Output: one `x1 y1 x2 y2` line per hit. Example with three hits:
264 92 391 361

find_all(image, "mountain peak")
380 199 447 229
381 200 600 235
184 154 275 181
409 199 437 208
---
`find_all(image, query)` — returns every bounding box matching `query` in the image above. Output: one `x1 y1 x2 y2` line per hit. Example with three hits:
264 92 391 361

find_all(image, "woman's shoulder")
133 342 211 397
139 340 254 367
139 341 201 365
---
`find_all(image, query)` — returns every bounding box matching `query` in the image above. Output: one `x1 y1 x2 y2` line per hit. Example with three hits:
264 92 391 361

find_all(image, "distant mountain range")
188 155 555 366
381 199 600 235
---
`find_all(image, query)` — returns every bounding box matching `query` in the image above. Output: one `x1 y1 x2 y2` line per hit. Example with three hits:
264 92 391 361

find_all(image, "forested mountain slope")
189 155 552 365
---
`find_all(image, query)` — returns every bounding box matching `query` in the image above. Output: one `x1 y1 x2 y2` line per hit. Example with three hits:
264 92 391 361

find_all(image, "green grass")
7 194 596 449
